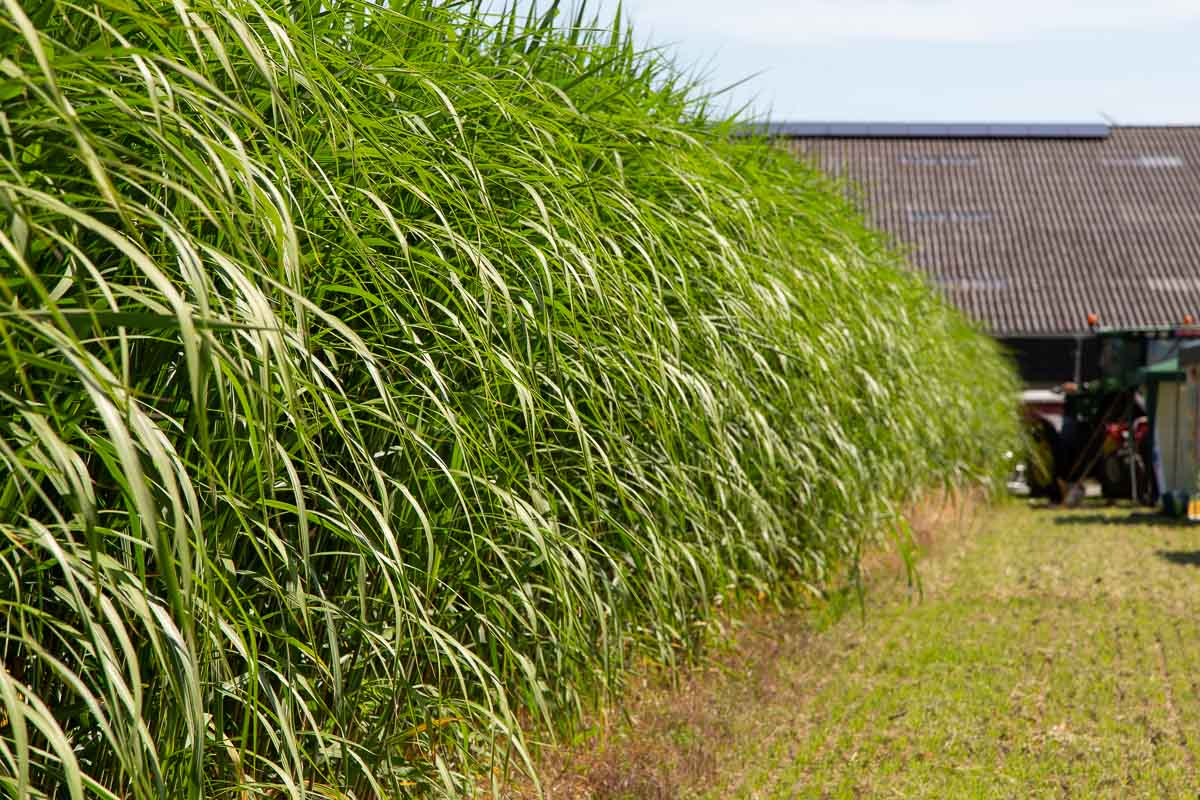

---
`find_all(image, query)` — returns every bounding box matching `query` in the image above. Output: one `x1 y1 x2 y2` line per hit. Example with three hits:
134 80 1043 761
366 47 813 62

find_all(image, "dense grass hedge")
0 0 1018 796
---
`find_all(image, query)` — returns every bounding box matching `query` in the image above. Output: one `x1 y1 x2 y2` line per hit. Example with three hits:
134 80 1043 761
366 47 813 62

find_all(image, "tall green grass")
0 0 1018 795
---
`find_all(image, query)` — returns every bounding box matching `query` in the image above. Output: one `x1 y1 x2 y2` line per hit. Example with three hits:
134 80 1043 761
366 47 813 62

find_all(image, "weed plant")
0 0 1018 795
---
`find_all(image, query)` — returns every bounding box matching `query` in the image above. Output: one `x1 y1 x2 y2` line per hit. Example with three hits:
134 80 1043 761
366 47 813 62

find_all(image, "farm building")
774 123 1200 387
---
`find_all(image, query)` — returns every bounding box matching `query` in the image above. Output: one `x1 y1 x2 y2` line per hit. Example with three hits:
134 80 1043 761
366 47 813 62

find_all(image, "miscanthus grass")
0 0 1018 796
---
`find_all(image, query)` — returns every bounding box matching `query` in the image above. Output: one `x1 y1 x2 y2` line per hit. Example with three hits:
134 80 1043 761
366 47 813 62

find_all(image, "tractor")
1021 320 1195 505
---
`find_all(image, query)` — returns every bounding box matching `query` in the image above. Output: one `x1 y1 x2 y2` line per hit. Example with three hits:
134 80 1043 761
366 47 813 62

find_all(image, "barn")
772 123 1200 387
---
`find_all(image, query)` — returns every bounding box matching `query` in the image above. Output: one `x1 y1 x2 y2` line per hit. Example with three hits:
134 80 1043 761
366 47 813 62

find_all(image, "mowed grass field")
718 502 1200 798
530 501 1200 799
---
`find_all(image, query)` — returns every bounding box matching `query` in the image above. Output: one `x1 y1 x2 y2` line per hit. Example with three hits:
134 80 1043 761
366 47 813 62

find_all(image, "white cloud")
619 0 1200 43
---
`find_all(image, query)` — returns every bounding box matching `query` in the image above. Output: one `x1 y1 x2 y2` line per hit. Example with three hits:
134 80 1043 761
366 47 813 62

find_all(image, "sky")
573 0 1200 125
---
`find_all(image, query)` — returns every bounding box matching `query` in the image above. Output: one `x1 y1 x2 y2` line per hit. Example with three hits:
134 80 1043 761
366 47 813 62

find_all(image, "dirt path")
520 502 1200 799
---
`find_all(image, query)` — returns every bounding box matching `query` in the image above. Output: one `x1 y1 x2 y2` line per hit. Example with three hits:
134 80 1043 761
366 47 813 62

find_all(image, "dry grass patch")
500 493 981 799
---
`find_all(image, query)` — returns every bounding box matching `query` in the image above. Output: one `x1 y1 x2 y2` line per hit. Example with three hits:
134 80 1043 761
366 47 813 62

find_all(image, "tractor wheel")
1100 451 1130 501
1100 449 1155 506
1026 420 1060 502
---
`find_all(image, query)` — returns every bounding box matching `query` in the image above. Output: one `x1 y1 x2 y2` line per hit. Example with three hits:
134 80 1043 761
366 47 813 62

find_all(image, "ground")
514 499 1200 799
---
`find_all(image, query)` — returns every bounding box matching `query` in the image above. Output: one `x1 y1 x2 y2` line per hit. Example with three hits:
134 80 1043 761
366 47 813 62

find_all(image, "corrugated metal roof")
784 126 1200 336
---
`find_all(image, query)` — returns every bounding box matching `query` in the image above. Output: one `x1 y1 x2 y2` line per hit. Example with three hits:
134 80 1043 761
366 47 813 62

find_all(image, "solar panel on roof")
737 122 1112 139
954 125 990 137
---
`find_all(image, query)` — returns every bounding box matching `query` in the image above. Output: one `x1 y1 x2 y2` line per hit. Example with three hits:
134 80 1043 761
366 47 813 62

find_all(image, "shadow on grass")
1156 550 1200 567
1048 512 1195 528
